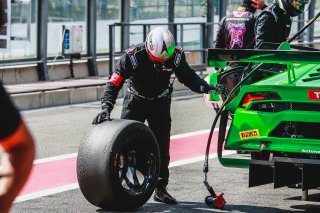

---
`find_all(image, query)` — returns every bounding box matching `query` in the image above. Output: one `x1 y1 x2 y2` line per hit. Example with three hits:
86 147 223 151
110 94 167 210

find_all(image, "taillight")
241 92 281 107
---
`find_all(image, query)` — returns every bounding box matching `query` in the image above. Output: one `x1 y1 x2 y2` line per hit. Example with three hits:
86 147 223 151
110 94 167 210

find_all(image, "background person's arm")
214 17 227 48
254 12 276 48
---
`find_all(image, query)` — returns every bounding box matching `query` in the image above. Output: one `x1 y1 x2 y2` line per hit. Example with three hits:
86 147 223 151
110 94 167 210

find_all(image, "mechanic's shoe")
154 186 177 204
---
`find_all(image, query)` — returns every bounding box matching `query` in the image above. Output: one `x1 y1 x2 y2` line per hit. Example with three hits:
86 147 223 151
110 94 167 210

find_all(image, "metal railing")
108 22 215 76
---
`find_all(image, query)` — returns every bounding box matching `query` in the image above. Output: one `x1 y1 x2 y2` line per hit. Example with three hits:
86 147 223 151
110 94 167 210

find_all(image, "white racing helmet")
278 0 311 17
145 27 176 62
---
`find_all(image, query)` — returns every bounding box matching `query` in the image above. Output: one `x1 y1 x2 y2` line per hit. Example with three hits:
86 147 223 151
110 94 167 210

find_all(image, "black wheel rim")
113 136 157 196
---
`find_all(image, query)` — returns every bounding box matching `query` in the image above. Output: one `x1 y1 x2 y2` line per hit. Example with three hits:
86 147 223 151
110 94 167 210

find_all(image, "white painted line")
16 129 233 202
34 153 78 164
31 129 217 164
15 151 236 203
170 127 229 140
170 129 212 139
169 151 236 168
15 183 79 203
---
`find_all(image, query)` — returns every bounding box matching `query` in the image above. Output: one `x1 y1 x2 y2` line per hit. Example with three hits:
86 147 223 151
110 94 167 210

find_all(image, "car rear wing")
207 48 320 68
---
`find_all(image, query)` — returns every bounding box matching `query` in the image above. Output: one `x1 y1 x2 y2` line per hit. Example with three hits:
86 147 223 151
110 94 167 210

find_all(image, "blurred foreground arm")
0 121 35 213
0 1 35 211
0 82 35 213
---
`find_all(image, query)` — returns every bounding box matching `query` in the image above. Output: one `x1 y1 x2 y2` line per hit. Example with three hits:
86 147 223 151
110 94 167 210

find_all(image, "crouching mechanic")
92 27 229 204
0 81 35 213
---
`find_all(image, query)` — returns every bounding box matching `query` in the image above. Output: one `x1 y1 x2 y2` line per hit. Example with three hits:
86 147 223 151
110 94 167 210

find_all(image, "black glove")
208 84 230 100
92 104 113 124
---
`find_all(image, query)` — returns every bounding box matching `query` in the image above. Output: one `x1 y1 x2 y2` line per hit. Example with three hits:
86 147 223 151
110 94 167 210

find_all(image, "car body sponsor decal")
308 90 320 100
302 149 320 154
239 129 260 139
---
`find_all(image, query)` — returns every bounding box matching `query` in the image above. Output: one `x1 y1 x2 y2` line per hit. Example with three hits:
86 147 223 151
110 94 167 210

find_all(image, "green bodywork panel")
208 42 320 167
204 72 220 101
225 66 320 152
209 60 227 69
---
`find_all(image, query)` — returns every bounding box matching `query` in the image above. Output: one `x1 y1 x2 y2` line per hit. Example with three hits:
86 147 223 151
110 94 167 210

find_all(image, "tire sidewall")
77 119 160 210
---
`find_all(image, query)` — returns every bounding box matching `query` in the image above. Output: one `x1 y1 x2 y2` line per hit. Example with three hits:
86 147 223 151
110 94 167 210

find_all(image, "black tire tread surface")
77 119 160 211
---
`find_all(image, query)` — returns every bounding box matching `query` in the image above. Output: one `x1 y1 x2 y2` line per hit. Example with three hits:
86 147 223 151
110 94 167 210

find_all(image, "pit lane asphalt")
12 92 320 212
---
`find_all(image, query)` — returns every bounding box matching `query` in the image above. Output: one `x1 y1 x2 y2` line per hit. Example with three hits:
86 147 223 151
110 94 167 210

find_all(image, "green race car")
207 42 320 190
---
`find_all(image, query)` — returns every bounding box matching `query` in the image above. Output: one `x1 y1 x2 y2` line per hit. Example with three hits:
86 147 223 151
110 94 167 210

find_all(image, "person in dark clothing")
255 0 310 49
92 27 229 205
215 0 266 50
214 0 266 98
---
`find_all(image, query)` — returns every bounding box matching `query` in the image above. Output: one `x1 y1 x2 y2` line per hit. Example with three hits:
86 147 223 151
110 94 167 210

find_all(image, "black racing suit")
0 81 21 140
101 43 211 187
214 10 256 96
215 10 256 50
255 3 292 49
252 3 292 82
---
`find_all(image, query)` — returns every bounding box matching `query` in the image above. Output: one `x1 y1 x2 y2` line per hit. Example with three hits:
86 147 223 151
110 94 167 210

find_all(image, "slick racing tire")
77 119 160 211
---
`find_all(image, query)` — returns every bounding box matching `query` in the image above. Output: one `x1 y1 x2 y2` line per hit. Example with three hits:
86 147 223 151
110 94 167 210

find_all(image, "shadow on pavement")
289 204 320 212
96 201 297 213
285 192 320 202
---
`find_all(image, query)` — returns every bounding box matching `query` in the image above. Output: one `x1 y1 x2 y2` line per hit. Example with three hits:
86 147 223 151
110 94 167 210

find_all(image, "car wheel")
77 119 160 211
